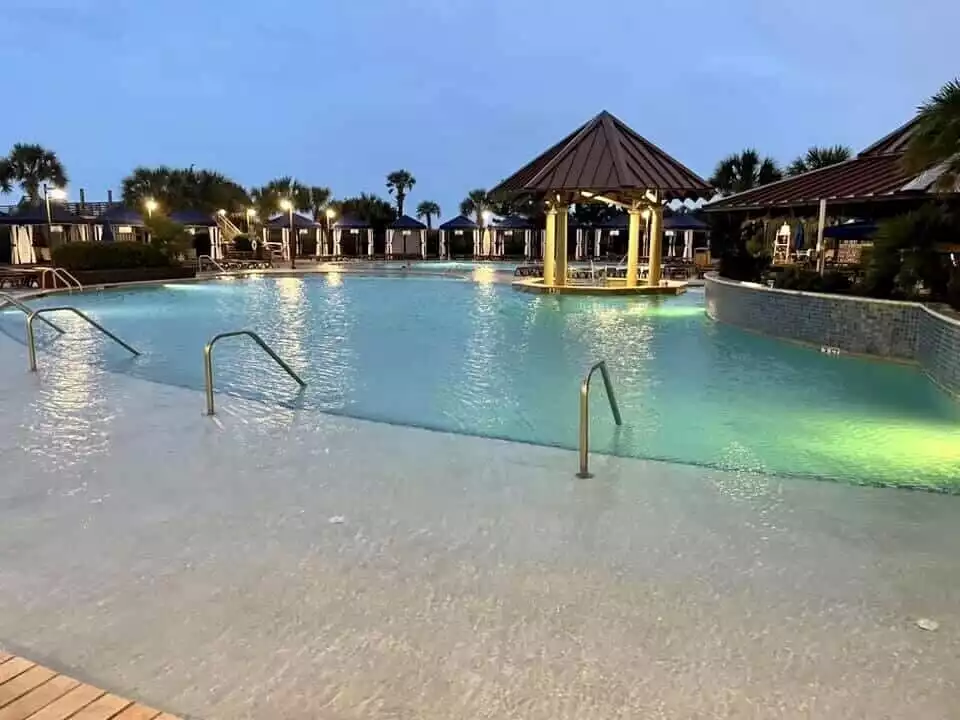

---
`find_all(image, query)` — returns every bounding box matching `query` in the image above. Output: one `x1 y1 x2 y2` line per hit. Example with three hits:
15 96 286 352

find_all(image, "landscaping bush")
774 266 852 293
718 250 770 282
948 271 960 310
232 234 253 252
52 242 172 271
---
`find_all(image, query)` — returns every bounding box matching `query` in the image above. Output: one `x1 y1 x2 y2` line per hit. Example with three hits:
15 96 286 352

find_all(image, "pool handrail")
578 360 623 478
203 330 306 416
0 292 65 334
38 267 83 293
197 255 227 273
26 306 140 372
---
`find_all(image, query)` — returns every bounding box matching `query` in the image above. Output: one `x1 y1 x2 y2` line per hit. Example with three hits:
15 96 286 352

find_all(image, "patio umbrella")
793 222 805 252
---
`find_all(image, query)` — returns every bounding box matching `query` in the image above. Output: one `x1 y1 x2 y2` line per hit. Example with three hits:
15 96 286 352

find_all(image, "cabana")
265 213 320 260
589 213 631 260
96 206 147 244
438 215 478 258
387 215 427 259
332 216 373 258
663 213 709 259
492 216 540 259
169 209 222 259
0 204 89 264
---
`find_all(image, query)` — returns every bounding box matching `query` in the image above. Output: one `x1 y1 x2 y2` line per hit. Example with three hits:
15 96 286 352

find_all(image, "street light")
324 207 336 257
43 185 67 248
144 198 158 218
279 198 295 269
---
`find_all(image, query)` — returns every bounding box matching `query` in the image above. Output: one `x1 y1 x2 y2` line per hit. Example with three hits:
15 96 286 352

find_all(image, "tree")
709 149 782 195
307 186 333 220
460 189 491 225
4 143 68 200
331 193 396 231
904 78 960 191
0 158 12 195
122 166 248 213
386 170 416 216
416 200 441 229
787 145 852 176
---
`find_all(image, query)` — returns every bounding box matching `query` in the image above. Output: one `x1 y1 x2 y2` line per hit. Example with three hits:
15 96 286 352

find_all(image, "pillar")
626 209 642 287
367 229 374 257
523 229 531 259
594 228 601 258
555 204 569 286
684 230 694 260
543 207 557 285
648 206 664 286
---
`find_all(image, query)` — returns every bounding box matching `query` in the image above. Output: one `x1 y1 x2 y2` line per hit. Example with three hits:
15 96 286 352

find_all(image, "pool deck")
0 653 179 719
1 340 959 718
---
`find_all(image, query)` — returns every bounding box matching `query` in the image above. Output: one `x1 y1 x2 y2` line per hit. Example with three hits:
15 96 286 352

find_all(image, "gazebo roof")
267 213 318 228
334 215 372 229
390 214 426 230
438 214 479 230
0 203 84 225
100 205 146 226
493 215 537 230
489 110 711 200
169 209 217 227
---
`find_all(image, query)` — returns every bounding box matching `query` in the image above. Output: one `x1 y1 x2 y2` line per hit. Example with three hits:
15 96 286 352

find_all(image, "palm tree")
307 186 333 221
904 78 960 190
709 149 782 195
122 166 174 208
4 143 68 200
0 158 13 195
787 145 853 176
416 200 441 229
460 189 490 226
251 177 311 220
386 170 416 216
122 166 248 213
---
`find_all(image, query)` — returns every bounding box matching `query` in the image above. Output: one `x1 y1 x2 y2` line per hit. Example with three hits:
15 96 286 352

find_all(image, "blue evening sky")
3 0 958 218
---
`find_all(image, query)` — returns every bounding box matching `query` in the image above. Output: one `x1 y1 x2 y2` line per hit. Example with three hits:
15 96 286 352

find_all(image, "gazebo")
663 213 710 260
169 209 222 259
333 216 373 258
387 215 427 259
438 215 478 258
0 204 89 264
488 110 711 290
492 216 541 260
97 206 147 244
265 213 320 260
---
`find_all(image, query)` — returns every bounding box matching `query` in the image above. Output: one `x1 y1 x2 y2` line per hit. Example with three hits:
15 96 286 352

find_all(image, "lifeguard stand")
773 222 792 263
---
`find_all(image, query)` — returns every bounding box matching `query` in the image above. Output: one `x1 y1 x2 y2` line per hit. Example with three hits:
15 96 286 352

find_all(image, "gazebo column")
648 206 664 286
543 206 557 285
555 204 569 285
626 208 642 287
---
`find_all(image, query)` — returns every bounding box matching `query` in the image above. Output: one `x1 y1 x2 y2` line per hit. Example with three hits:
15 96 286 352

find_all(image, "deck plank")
64 694 132 720
112 705 161 720
20 684 104 720
0 656 12 666
0 667 57 709
0 661 33 687
0 675 79 720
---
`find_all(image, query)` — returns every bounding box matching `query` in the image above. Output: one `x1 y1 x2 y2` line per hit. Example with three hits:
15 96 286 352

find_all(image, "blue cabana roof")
267 213 319 229
169 209 217 227
438 214 478 230
664 213 709 231
823 221 877 240
390 214 426 230
0 203 84 225
334 215 372 229
493 215 536 230
596 213 629 229
100 205 146 226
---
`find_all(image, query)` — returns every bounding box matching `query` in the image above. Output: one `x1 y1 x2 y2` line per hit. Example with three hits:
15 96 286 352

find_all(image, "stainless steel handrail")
577 360 623 478
38 268 83 292
26 306 140 371
197 254 227 273
0 292 65 333
203 330 306 415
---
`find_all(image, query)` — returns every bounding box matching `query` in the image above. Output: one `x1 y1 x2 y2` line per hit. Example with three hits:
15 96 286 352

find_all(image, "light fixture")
481 210 493 225
279 199 293 211
48 187 67 201
642 209 651 220
325 207 336 220
217 208 227 216
144 198 158 212
246 208 257 218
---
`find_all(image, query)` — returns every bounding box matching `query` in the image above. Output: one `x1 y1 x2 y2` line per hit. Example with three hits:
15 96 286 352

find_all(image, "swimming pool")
5 274 959 489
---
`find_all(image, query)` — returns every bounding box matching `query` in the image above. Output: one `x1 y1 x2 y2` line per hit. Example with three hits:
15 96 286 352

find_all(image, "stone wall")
704 274 960 397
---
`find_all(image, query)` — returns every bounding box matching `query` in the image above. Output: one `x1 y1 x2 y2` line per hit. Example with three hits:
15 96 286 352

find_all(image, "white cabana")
264 213 320 261
490 216 540 259
170 210 224 259
0 203 88 264
332 217 373 258
438 215 479 259
387 215 427 258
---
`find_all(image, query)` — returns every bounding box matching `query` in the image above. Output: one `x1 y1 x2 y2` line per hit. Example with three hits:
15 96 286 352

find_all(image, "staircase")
216 212 246 244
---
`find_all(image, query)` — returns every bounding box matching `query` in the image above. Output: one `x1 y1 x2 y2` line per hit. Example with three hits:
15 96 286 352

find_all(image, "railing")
0 293 65 333
216 212 245 244
38 268 83 292
577 360 623 478
197 254 227 273
26 306 140 372
203 330 306 416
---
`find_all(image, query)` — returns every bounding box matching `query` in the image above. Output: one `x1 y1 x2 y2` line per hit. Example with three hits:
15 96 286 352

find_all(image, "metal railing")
577 360 623 478
0 293 65 333
197 255 227 273
38 267 83 292
26 307 140 372
203 330 306 416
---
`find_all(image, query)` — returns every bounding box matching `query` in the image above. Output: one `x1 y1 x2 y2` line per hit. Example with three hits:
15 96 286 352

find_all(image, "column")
421 230 427 259
439 230 446 258
648 206 664 286
367 229 374 257
523 229 531 259
386 230 393 258
626 209 642 288
555 204 569 286
543 206 557 285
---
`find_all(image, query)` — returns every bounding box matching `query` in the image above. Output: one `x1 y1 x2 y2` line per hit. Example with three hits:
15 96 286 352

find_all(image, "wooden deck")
0 653 179 720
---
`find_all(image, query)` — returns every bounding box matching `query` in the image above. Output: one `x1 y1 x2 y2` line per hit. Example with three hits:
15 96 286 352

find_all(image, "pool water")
5 275 959 489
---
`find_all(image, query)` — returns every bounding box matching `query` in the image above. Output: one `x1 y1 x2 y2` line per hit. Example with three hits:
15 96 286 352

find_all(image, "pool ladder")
25 306 140 371
197 255 227 273
38 267 83 292
0 293 66 334
203 330 306 415
578 360 623 478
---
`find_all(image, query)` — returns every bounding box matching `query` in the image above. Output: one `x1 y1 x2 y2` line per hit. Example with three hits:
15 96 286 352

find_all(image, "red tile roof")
490 111 711 200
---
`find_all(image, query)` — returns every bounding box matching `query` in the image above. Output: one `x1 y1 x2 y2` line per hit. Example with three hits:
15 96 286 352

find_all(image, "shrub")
52 242 172 271
774 267 852 293
232 234 253 252
948 271 960 310
144 214 191 260
719 250 770 282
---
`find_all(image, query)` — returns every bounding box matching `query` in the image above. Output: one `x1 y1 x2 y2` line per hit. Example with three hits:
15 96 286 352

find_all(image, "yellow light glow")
472 266 495 285
246 208 257 218
217 208 227 216
48 187 67 201
326 271 343 287
279 199 293 211
325 208 337 220
641 209 651 220
144 198 158 212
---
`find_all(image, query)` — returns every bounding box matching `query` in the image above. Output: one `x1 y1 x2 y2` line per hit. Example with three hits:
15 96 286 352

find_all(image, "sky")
2 0 958 219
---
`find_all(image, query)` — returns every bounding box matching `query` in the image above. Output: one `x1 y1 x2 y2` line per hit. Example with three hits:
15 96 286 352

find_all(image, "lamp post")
280 198 295 269
43 185 67 254
144 197 158 218
324 207 336 257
